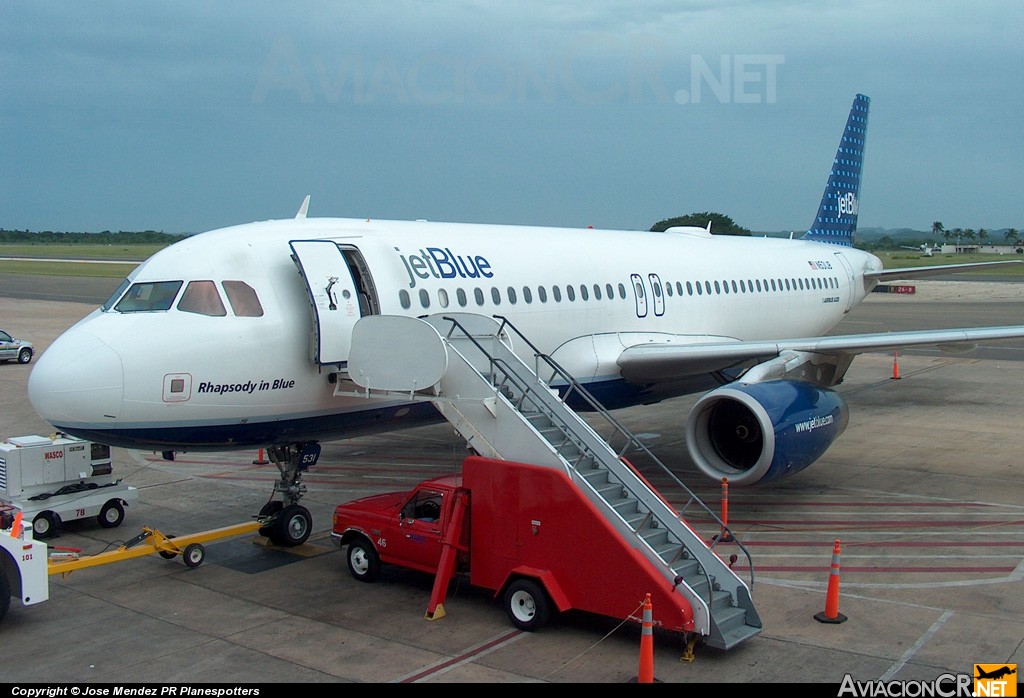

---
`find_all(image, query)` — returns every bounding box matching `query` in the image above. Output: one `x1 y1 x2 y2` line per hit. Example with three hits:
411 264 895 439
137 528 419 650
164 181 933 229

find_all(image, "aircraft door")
630 273 648 318
648 273 665 316
290 240 362 366
833 252 856 312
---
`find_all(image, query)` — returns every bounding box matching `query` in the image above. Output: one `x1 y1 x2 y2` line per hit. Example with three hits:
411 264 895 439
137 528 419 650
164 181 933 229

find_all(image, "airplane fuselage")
28 216 882 451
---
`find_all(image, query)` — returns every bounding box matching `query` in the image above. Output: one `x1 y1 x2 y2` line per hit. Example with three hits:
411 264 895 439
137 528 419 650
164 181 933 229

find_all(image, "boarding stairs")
335 312 761 651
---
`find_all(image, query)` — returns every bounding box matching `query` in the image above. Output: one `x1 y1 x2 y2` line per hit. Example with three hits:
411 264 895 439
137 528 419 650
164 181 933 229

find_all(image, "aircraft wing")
866 260 1023 282
617 326 1024 383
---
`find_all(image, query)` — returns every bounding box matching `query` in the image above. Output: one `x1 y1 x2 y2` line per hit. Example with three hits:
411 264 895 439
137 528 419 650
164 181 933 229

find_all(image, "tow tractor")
0 434 138 539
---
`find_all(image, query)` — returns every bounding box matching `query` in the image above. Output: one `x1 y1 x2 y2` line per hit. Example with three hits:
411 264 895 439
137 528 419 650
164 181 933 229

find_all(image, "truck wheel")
32 512 59 539
97 500 125 528
183 543 206 568
0 566 10 626
270 504 311 547
17 348 32 364
503 578 551 632
347 536 381 583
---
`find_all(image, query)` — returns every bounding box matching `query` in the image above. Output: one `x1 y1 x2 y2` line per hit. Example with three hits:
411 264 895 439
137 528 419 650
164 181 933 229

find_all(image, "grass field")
0 243 157 277
3 244 1024 279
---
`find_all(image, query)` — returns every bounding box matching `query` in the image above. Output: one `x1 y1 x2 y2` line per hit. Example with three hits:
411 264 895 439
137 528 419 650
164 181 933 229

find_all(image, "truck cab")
332 474 466 582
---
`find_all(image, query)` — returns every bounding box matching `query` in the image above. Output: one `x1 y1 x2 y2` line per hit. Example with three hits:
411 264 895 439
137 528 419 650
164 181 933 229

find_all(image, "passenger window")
438 289 449 308
474 288 485 306
593 284 602 300
523 286 533 303
222 280 264 317
507 286 517 304
580 284 588 301
457 288 467 307
491 287 501 305
419 289 431 308
399 290 411 309
553 286 562 302
115 281 183 313
566 285 576 302
617 283 626 299
605 283 614 299
178 280 227 317
538 286 548 303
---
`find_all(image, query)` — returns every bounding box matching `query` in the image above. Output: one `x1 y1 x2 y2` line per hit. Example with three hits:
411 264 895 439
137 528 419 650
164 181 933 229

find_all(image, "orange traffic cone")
10 512 23 539
814 540 848 624
252 448 269 465
635 594 655 683
891 352 901 380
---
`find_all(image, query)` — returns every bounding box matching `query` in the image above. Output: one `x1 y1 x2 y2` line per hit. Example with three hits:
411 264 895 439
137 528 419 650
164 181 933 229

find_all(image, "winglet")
803 94 870 247
295 195 311 219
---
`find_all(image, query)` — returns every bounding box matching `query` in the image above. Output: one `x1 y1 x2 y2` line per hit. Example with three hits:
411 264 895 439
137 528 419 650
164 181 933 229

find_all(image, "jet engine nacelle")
685 380 850 486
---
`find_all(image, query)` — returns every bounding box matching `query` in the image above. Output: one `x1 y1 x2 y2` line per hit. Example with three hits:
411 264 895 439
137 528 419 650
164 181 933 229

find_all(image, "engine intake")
685 380 849 486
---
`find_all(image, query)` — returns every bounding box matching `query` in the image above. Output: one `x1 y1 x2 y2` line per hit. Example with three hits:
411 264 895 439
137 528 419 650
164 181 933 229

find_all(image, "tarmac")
1 276 1023 685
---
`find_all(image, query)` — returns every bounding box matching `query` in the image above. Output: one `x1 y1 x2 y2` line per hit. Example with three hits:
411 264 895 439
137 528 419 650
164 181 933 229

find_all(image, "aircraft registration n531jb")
27 94 1024 545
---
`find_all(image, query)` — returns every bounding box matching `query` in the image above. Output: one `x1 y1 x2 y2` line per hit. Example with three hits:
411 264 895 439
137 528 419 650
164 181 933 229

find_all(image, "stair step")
639 527 669 548
652 541 684 559
581 469 610 486
672 558 701 580
710 588 736 611
710 605 748 635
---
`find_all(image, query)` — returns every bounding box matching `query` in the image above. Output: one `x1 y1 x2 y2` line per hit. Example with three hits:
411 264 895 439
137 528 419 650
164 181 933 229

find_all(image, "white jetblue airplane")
27 94 1024 546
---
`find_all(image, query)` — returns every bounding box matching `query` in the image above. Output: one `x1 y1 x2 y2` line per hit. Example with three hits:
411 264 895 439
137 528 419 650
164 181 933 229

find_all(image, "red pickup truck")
331 455 697 635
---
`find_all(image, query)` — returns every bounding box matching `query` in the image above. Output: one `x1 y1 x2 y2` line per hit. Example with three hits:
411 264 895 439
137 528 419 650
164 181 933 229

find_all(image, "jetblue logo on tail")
837 192 859 216
802 94 870 248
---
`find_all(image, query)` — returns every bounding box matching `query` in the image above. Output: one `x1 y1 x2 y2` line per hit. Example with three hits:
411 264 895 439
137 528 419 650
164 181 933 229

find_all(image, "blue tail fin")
802 93 870 247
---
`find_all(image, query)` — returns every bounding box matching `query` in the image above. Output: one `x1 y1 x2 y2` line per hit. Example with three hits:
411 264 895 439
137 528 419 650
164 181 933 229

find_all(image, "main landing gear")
257 442 320 547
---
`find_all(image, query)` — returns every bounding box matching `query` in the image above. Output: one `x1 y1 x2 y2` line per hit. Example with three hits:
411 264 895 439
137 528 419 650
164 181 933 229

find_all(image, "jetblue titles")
837 192 859 216
398 247 493 288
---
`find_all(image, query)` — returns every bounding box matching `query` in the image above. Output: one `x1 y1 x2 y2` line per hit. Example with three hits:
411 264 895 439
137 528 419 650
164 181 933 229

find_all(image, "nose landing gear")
257 442 319 547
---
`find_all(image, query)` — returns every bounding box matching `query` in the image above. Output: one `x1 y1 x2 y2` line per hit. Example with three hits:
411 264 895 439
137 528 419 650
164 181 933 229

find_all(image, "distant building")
939 244 1022 255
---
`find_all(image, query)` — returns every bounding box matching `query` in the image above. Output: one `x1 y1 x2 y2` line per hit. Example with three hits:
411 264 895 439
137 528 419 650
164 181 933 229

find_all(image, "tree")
1005 228 1019 244
931 221 944 238
963 228 976 241
650 212 752 236
978 228 988 243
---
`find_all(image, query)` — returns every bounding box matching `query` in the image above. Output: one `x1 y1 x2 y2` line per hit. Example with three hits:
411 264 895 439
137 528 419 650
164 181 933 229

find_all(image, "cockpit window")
102 278 132 311
114 281 183 313
177 280 227 317
222 280 264 317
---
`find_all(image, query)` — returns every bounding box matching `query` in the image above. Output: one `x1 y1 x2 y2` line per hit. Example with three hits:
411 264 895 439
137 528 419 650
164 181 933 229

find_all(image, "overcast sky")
2 2 1021 235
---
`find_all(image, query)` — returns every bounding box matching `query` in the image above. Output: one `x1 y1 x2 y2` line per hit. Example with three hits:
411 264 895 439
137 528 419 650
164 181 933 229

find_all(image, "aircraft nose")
28 327 125 426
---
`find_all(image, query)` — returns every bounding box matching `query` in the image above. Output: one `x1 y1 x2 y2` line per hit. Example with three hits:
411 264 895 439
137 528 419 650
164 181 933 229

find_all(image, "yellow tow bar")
48 521 264 575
